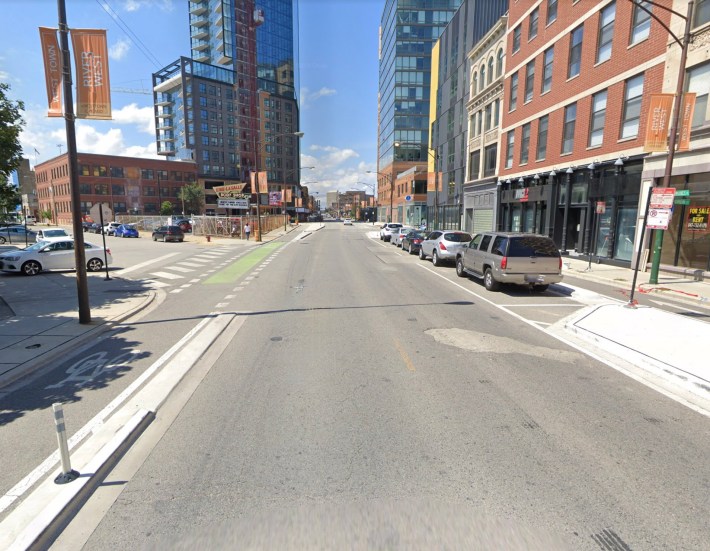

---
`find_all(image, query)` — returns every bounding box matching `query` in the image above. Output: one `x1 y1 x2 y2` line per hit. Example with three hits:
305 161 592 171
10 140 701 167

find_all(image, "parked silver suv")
455 232 562 292
419 230 472 266
379 223 403 242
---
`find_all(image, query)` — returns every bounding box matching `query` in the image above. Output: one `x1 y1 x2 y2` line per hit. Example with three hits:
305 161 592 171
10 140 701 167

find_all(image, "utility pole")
58 0 91 323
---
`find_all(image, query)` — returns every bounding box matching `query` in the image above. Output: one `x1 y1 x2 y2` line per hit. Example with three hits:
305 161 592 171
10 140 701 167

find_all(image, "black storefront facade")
497 158 644 264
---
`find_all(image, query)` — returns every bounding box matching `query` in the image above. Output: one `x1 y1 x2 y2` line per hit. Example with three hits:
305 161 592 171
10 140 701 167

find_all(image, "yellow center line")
393 338 416 372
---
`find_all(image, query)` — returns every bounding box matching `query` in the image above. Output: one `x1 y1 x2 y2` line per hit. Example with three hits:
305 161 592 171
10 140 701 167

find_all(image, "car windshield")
23 242 46 252
507 236 560 257
43 229 68 237
407 231 423 239
444 232 472 242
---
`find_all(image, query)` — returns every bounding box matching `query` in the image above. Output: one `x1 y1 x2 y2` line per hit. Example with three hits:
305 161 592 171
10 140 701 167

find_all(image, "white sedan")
0 238 111 276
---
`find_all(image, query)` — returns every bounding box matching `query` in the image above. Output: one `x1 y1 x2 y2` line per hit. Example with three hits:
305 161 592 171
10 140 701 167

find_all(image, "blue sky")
1 0 382 199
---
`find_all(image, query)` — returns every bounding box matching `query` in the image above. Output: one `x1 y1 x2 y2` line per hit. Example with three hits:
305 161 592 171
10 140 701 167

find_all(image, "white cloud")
298 145 378 200
299 86 337 109
121 0 174 12
112 103 155 134
109 38 131 61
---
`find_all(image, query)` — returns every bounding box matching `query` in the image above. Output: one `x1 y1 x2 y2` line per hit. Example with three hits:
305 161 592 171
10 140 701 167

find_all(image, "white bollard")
52 403 79 484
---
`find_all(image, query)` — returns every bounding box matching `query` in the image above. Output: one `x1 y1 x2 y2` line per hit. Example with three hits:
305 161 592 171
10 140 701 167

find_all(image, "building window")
93 166 107 177
141 169 154 179
547 0 558 25
494 99 500 127
513 25 521 52
509 72 518 111
536 115 549 160
542 47 554 93
529 7 539 39
630 1 652 44
483 143 497 177
484 103 492 131
110 167 124 178
520 123 531 164
469 150 481 180
568 25 584 78
687 62 709 128
620 74 644 139
473 73 478 94
496 49 504 77
524 60 535 103
112 184 124 196
694 0 710 27
589 90 607 147
481 65 486 88
597 2 615 64
505 130 515 168
562 103 577 154
80 164 90 176
487 58 494 86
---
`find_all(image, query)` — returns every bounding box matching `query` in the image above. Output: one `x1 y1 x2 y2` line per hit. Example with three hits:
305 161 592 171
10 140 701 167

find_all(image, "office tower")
376 0 463 224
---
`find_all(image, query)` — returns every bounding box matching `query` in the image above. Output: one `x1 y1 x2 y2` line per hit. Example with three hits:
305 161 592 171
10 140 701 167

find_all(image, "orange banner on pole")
257 171 268 194
285 188 293 202
677 93 696 152
39 27 63 117
644 94 673 152
70 29 112 120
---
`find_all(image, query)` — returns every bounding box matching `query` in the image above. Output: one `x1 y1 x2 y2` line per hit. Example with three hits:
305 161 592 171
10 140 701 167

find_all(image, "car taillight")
501 256 507 270
414 239 421 244
439 242 447 250
106 249 111 255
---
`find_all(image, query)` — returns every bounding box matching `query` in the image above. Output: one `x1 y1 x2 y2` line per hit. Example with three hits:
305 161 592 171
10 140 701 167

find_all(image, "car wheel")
21 260 41 276
432 250 439 266
408 244 413 254
179 239 184 243
419 248 426 260
152 235 157 241
0 237 5 244
484 268 500 292
163 235 168 242
532 284 549 293
87 258 103 272
456 257 466 277
122 233 126 238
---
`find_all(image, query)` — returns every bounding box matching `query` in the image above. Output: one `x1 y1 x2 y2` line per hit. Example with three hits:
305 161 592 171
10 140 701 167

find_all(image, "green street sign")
675 198 690 205
675 189 690 196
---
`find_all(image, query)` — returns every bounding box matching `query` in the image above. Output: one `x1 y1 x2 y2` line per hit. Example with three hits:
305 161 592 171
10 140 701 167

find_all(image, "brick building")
498 0 673 262
34 153 197 225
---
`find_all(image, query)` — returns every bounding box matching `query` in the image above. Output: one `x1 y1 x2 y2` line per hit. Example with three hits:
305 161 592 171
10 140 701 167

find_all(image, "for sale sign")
687 206 709 232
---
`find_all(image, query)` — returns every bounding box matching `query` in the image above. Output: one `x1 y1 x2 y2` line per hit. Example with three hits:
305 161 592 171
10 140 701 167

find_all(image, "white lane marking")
233 287 244 291
146 281 170 289
183 259 209 265
189 278 201 283
216 302 229 308
0 315 215 514
150 271 184 280
242 280 251 285
170 289 184 294
224 295 236 299
113 253 180 276
499 303 581 307
245 276 255 281
649 299 708 316
166 266 195 273
180 284 192 288
176 261 207 268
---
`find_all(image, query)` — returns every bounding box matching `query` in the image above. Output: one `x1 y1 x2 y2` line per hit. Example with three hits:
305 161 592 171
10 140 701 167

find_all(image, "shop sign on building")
218 198 249 209
686 206 709 232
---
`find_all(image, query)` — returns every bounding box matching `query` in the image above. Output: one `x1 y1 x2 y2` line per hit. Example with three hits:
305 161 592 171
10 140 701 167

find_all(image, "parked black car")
401 230 426 255
152 225 185 243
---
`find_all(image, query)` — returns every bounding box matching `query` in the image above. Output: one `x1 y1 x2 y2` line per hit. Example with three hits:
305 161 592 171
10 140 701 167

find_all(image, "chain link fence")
114 214 289 239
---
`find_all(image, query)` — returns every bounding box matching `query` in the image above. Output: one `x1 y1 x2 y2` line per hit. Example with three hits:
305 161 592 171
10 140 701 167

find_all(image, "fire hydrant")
206 235 211 242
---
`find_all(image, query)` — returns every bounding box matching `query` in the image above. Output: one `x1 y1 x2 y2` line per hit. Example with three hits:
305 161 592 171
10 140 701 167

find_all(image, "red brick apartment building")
35 154 197 225
498 0 673 262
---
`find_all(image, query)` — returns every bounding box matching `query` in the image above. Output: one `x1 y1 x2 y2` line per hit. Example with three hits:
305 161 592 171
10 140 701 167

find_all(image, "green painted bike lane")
204 242 283 284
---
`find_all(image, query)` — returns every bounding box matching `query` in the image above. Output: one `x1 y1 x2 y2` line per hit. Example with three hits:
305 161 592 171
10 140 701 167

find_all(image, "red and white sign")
596 201 606 214
650 188 676 209
647 208 672 230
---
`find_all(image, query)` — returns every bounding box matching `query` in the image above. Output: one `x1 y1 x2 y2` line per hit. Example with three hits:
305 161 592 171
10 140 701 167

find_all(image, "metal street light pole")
366 170 393 222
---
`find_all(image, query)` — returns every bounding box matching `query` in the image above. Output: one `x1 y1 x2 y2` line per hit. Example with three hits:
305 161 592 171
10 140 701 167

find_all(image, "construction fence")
114 214 291 240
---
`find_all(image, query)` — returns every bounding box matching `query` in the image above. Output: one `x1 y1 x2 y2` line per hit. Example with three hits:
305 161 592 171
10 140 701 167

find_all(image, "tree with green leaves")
177 183 205 215
0 83 25 182
0 176 21 218
160 200 174 216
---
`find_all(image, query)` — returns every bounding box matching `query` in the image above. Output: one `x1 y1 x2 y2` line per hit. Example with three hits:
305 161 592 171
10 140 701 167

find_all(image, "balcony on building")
157 144 176 156
191 38 209 51
189 1 207 16
157 121 174 130
190 12 209 28
155 93 174 106
156 108 174 118
192 50 210 63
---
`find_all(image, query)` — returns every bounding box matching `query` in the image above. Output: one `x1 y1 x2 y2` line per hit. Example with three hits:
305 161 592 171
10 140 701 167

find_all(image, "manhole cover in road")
270 337 283 342
25 343 42 349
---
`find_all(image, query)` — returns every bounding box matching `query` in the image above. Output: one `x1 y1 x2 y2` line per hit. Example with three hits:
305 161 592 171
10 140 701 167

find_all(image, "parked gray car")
419 230 472 266
455 231 562 292
0 225 38 244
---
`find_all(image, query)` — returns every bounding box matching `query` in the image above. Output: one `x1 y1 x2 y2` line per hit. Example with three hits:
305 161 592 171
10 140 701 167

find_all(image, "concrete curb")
0 289 158 391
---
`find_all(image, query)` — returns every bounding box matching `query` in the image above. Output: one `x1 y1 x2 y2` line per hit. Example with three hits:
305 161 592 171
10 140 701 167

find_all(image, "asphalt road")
51 223 710 550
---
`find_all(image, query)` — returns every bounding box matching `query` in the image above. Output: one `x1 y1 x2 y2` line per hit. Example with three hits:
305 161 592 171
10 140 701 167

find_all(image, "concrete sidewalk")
0 222 312 388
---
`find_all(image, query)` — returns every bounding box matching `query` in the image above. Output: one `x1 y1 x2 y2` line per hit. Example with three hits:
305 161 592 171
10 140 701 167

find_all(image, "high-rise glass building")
376 0 463 223
153 0 300 215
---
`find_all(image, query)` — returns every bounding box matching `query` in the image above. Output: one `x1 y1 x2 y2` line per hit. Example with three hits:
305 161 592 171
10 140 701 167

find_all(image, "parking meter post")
98 204 110 280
